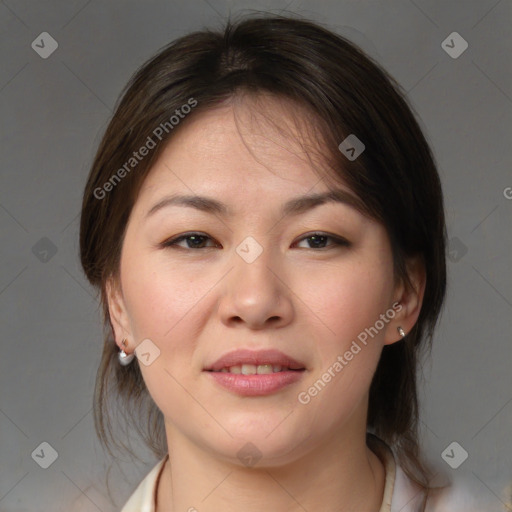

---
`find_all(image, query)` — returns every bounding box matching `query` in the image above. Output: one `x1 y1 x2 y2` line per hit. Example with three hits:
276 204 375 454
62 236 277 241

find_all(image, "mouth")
207 364 305 374
204 348 306 373
203 349 307 396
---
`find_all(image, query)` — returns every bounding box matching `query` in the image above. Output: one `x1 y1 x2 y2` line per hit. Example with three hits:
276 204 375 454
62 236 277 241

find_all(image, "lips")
204 348 306 373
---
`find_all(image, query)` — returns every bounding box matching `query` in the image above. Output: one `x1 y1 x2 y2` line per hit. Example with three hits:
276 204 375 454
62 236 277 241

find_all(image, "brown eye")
294 232 351 250
162 233 220 250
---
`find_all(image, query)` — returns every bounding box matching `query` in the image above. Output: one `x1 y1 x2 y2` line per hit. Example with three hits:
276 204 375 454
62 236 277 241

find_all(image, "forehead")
139 95 344 204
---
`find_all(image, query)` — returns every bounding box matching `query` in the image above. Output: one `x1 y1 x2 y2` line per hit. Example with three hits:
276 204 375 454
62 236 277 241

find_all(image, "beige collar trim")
367 433 397 512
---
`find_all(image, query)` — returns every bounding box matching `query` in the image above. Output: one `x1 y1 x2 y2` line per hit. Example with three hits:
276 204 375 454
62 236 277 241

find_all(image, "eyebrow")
145 189 364 219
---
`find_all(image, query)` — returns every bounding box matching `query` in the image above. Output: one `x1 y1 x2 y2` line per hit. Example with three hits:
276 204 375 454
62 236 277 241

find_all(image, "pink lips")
203 349 306 397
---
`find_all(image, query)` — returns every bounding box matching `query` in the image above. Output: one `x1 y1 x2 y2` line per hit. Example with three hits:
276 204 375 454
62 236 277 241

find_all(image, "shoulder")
394 459 504 512
121 455 168 512
425 473 508 512
367 435 503 512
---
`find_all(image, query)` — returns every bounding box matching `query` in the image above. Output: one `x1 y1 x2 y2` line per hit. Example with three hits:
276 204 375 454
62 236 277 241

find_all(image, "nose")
217 246 294 330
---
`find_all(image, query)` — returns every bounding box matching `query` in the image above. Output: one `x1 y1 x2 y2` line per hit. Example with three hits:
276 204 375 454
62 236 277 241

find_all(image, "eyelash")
160 232 351 251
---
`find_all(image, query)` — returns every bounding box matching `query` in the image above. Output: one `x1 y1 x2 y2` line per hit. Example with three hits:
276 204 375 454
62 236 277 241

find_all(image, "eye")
293 232 350 250
161 232 220 250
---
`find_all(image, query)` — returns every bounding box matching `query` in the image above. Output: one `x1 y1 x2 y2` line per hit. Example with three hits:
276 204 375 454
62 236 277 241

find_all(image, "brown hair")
80 12 447 505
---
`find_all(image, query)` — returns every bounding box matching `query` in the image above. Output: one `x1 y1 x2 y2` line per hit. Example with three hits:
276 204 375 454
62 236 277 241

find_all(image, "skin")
107 95 425 512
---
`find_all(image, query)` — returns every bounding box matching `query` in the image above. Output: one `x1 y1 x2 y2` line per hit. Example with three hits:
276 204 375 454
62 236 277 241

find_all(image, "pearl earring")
118 339 135 366
397 326 406 338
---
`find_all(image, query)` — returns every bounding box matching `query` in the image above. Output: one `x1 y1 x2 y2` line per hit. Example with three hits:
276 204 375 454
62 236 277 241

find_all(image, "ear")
105 276 134 351
384 255 426 346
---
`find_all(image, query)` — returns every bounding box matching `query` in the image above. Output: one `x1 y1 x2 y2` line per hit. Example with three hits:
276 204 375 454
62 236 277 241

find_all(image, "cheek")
121 256 208 340
119 253 220 398
295 253 395 418
294 256 394 358
294 263 391 425
119 260 204 412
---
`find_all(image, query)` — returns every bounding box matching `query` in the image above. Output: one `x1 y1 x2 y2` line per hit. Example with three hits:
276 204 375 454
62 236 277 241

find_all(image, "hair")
80 12 447 506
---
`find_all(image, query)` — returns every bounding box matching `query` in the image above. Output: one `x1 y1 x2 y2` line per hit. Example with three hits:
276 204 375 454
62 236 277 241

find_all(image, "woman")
80 13 487 512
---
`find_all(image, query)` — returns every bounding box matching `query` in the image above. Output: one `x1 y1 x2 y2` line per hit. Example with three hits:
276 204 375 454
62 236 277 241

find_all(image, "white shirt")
121 436 503 511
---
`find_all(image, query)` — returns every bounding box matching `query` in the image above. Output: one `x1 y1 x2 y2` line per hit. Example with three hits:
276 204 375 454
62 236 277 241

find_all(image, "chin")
206 424 310 467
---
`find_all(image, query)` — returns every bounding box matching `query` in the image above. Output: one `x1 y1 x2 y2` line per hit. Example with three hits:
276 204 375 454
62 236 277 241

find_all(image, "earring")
397 326 406 338
118 339 135 366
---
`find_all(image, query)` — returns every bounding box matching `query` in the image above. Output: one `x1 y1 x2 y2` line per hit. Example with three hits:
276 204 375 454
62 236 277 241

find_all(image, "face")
108 96 417 467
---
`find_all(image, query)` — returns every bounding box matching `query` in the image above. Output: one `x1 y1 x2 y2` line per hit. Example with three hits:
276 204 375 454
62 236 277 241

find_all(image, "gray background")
1 0 511 510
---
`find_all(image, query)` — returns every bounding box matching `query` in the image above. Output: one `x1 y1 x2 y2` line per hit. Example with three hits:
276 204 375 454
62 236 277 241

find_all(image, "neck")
156 427 386 512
